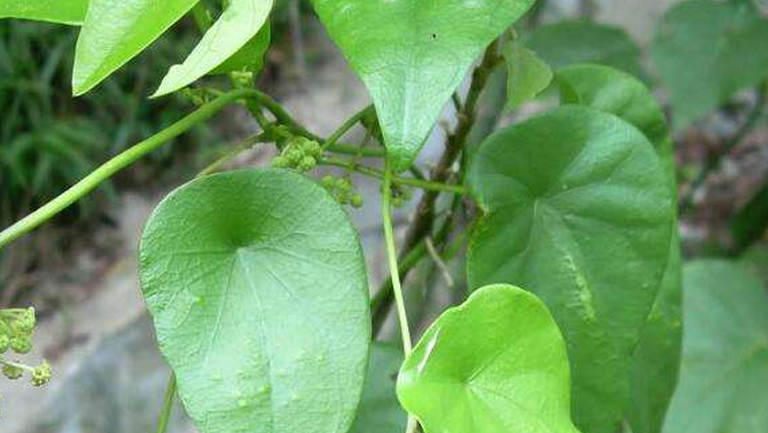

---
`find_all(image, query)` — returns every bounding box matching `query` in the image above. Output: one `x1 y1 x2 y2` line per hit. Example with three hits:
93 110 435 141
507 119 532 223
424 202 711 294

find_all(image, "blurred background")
1 0 767 432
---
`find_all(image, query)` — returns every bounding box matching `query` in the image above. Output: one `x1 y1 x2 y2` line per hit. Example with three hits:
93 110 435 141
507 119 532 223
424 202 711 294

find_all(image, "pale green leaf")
0 0 88 25
397 284 581 433
663 260 768 433
139 169 371 433
349 342 407 433
310 0 536 172
467 106 675 433
153 0 273 97
650 0 768 130
555 65 683 433
523 21 646 82
210 23 271 75
503 41 552 110
73 0 199 95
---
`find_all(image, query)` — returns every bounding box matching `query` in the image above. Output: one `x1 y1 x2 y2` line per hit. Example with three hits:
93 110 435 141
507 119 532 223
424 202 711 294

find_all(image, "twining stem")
381 164 413 354
198 133 268 177
320 158 468 195
0 88 300 250
154 374 177 433
324 105 374 150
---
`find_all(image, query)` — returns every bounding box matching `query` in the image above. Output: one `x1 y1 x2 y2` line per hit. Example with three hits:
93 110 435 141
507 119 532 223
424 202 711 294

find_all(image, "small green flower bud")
14 308 35 333
31 361 51 387
10 336 31 354
0 334 9 354
297 156 317 172
321 175 335 189
2 364 23 380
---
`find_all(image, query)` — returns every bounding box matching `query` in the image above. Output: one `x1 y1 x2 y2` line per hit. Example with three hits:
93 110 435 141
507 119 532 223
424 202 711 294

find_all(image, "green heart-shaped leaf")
139 169 371 433
556 64 683 433
663 260 768 433
73 0 199 95
397 284 582 433
153 0 273 97
650 0 768 130
503 40 552 110
467 106 674 433
0 0 88 25
310 0 536 171
349 342 407 433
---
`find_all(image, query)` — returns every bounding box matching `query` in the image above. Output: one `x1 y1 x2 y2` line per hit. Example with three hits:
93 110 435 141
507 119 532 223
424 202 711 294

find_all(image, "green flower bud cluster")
273 137 324 172
0 307 52 417
231 71 254 88
321 176 363 208
180 88 211 106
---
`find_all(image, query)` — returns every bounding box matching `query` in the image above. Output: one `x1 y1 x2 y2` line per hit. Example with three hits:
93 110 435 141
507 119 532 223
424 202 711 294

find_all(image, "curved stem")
154 374 177 433
0 88 284 250
198 133 267 177
381 164 413 354
324 105 374 149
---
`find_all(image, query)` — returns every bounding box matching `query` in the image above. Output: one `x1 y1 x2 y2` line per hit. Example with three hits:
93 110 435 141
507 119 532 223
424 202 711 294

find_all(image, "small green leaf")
555 64 683 433
210 23 271 75
650 0 768 130
139 169 371 433
503 41 553 110
467 106 675 433
349 342 407 433
153 0 273 96
310 0 536 171
73 0 199 95
0 0 88 25
524 21 646 81
397 284 582 433
663 260 768 433
731 179 768 253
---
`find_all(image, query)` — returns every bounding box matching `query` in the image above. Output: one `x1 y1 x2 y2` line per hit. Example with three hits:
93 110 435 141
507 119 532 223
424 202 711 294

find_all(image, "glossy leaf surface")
524 21 645 81
503 41 552 109
73 0 199 95
556 64 683 433
153 0 273 96
0 0 88 25
310 0 535 171
663 260 768 433
140 169 371 433
650 0 768 130
398 285 581 433
349 342 406 433
467 106 674 433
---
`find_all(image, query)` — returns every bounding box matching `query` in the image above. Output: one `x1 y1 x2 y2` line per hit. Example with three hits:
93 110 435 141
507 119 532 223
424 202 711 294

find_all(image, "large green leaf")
0 0 88 25
663 260 768 433
556 64 683 433
397 284 582 433
310 0 536 172
523 21 646 82
153 0 273 96
73 0 199 95
467 106 674 433
650 0 768 130
349 342 406 433
503 40 552 110
139 169 371 433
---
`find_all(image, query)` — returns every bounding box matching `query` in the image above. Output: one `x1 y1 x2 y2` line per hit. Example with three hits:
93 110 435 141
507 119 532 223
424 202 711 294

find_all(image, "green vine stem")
154 374 177 433
381 163 420 433
324 105 375 150
320 158 468 195
0 88 297 250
